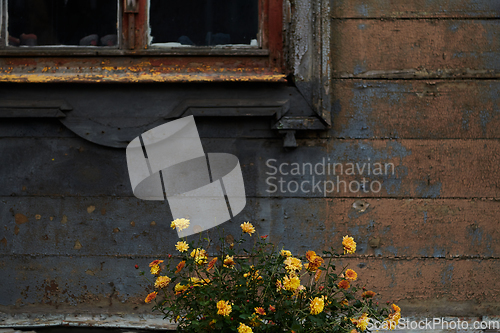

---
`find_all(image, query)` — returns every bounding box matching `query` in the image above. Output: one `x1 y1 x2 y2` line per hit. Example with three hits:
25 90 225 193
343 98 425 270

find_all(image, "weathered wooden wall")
0 0 499 328
327 0 500 317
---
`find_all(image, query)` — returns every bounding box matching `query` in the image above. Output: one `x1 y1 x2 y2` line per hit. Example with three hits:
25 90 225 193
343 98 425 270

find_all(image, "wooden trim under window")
0 0 285 83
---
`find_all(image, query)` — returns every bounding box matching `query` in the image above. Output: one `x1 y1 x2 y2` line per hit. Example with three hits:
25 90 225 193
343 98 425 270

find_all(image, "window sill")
0 52 285 83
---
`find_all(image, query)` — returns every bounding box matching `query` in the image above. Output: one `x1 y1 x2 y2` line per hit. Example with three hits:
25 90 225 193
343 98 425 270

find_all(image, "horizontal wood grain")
331 20 500 78
331 0 500 18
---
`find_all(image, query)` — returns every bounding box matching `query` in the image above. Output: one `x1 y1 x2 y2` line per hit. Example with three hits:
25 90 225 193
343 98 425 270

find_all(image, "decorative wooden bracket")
0 100 72 118
169 99 327 148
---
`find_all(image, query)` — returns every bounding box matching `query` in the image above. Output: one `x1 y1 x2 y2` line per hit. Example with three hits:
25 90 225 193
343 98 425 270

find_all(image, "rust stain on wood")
14 213 29 225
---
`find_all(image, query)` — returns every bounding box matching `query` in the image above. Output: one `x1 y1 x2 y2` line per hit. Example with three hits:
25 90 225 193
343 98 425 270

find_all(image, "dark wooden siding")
0 0 499 327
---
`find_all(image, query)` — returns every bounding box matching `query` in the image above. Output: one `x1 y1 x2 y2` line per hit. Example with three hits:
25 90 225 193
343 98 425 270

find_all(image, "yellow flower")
385 312 401 330
391 303 401 313
351 313 370 331
223 255 236 268
238 322 253 333
340 299 348 307
280 249 292 257
150 264 161 275
244 267 262 282
249 313 261 327
276 279 283 291
174 283 187 295
154 276 171 289
254 307 266 316
190 248 208 265
144 291 157 303
283 257 302 272
345 269 357 281
149 260 163 274
175 241 189 252
189 277 201 284
342 235 356 254
240 221 255 235
385 304 401 330
310 296 325 315
217 300 232 316
171 218 190 231
283 274 301 291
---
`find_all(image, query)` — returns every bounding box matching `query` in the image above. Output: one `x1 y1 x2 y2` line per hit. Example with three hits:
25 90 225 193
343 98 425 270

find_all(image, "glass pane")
7 0 118 47
150 0 258 47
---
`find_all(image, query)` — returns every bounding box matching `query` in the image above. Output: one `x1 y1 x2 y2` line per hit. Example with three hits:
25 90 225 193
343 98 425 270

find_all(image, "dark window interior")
149 0 258 46
7 0 118 47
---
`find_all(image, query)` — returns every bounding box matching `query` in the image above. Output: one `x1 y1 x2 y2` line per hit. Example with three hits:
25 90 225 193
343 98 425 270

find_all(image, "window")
149 0 259 48
0 0 284 82
3 0 260 49
6 0 119 47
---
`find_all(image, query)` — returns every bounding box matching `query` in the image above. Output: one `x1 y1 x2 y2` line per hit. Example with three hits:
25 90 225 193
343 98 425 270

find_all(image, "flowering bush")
140 219 401 332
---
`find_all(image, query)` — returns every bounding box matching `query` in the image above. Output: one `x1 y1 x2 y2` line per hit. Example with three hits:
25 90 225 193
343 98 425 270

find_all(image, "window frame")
0 0 286 83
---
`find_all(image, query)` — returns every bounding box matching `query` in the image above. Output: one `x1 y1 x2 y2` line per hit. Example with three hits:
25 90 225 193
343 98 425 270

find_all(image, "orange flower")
254 307 266 316
268 305 276 312
306 257 324 272
392 303 401 313
144 291 157 303
149 260 164 267
304 251 324 272
345 269 357 281
306 250 317 262
314 269 322 281
207 257 218 271
362 290 376 298
175 260 186 274
338 279 350 289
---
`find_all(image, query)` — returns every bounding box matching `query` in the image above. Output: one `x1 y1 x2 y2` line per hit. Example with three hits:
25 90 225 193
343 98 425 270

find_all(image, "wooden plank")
331 20 500 78
219 138 500 199
1 137 500 198
1 197 499 258
331 0 500 18
336 258 500 316
331 80 500 139
0 252 499 316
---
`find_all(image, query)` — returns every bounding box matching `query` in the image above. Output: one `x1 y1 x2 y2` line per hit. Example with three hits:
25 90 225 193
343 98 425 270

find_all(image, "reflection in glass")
7 0 118 47
150 0 258 47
